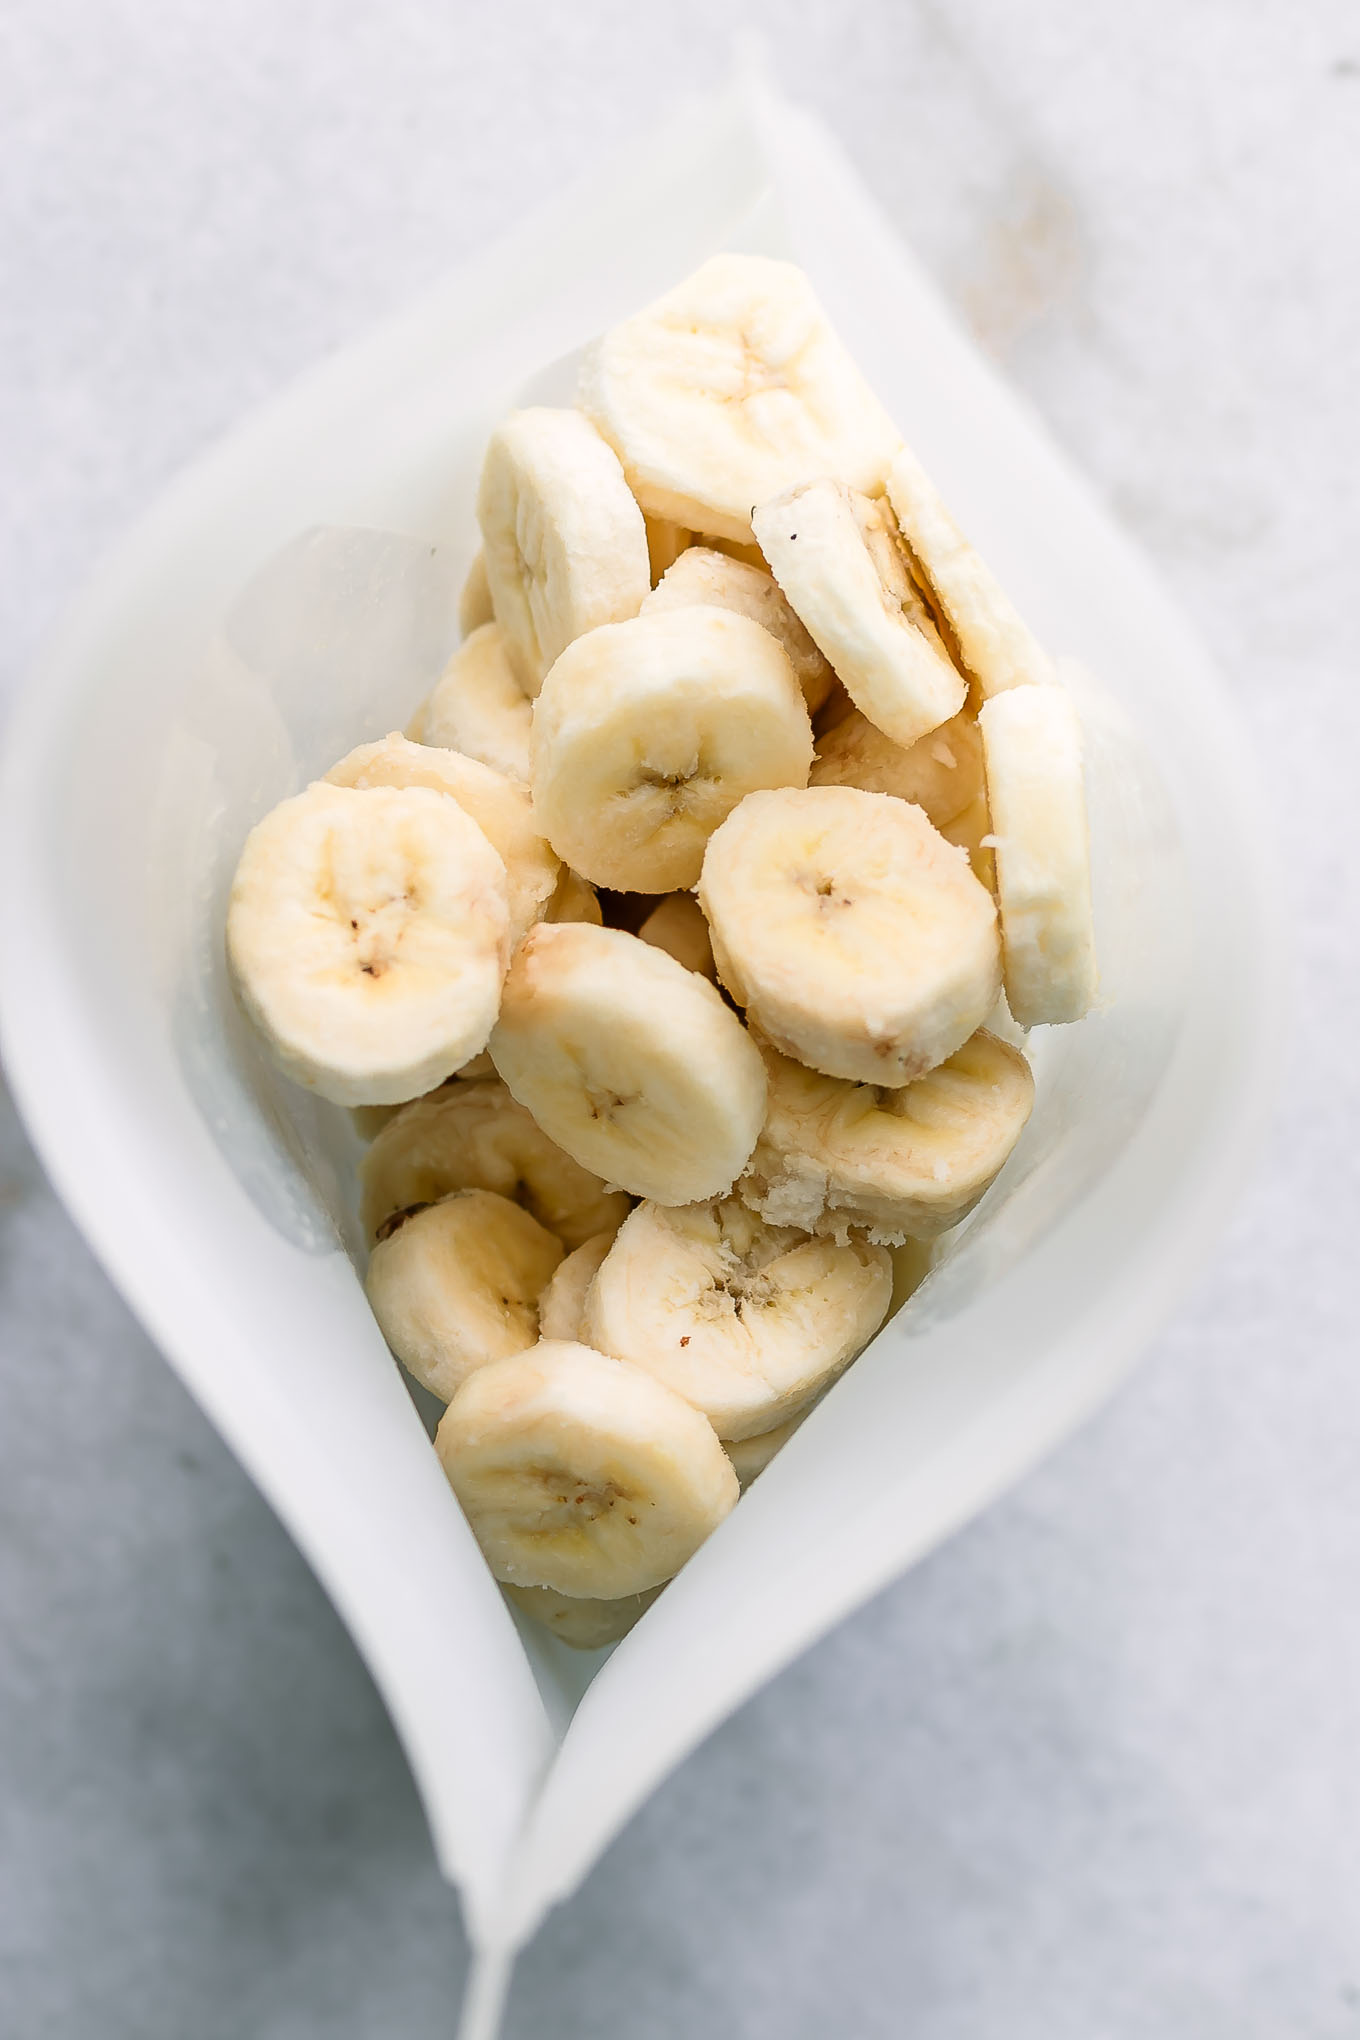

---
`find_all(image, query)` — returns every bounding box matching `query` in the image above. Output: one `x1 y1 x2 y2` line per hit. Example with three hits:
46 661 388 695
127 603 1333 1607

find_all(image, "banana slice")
350 1055 497 1144
459 548 494 637
543 867 604 925
940 792 996 894
885 444 1054 700
753 480 966 750
636 893 717 981
435 1339 739 1597
476 407 651 694
809 704 983 831
504 1581 661 1650
725 1408 812 1488
643 515 691 584
531 606 813 893
585 1198 891 1441
359 1075 631 1249
643 546 836 716
978 685 1098 1025
411 624 534 786
537 1226 621 1343
488 922 767 1205
227 782 509 1107
739 1029 1034 1244
325 733 558 942
365 1188 563 1403
578 253 901 544
698 785 1001 1087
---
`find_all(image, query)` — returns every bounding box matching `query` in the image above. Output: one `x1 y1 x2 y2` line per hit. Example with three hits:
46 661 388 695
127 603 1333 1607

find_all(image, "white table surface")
2 3 1357 2035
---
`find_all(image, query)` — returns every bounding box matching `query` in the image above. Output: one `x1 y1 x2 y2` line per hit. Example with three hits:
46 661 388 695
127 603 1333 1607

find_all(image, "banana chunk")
809 705 983 832
537 1226 621 1343
636 893 717 981
459 548 494 637
366 1188 563 1403
585 1198 891 1441
411 625 534 786
699 785 1000 1088
978 685 1098 1025
643 546 835 715
579 253 901 545
489 922 767 1206
885 444 1054 700
739 1029 1035 1244
754 481 966 750
476 407 651 694
325 733 559 942
724 1408 812 1488
227 782 509 1107
531 606 813 894
359 1075 631 1249
436 1340 739 1597
504 1581 661 1650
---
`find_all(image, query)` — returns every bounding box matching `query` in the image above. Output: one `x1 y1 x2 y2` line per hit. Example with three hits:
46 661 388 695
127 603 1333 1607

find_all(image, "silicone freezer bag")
0 69 1278 1994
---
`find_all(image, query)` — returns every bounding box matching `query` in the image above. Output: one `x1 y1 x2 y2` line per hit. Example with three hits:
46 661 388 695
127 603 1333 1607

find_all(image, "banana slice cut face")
504 1581 661 1650
643 545 836 716
810 704 983 832
979 685 1098 1025
699 785 1000 1088
754 480 966 750
325 733 558 942
359 1074 631 1250
585 1197 892 1441
578 253 902 545
365 1188 563 1402
227 782 510 1107
537 1226 621 1343
476 407 651 694
531 606 812 894
436 1339 739 1597
636 892 717 981
489 922 768 1206
412 625 533 786
885 445 1054 700
739 1029 1035 1244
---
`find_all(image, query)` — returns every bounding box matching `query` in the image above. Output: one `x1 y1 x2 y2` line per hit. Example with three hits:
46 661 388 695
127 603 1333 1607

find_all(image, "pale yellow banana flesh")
504 1581 662 1650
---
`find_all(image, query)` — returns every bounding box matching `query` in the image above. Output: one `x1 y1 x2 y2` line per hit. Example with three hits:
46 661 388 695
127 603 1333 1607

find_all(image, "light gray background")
1 3 1356 2035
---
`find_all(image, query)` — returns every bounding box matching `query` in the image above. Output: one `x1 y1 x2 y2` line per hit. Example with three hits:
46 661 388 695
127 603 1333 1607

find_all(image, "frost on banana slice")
532 606 812 894
504 1581 662 1651
325 733 558 943
578 253 901 545
365 1188 563 1403
636 892 717 982
885 444 1054 700
809 705 983 832
699 785 1000 1088
754 480 966 751
359 1075 631 1250
411 625 533 786
586 1198 891 1442
739 1029 1035 1244
436 1340 738 1597
643 546 835 716
476 407 651 694
537 1227 621 1343
489 922 767 1206
979 685 1098 1025
543 867 604 925
459 548 494 637
227 782 509 1108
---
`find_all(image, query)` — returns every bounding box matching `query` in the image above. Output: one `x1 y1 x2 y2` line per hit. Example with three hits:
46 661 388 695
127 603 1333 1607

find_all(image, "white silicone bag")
0 68 1279 2033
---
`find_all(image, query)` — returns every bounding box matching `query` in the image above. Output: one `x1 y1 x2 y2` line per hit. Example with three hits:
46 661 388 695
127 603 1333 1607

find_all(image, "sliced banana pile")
224 253 1099 1647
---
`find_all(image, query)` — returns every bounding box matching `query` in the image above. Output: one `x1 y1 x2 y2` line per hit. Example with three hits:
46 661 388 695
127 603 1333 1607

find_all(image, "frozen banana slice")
504 1581 662 1650
636 892 717 981
586 1197 891 1441
809 705 983 832
365 1188 563 1402
643 545 835 715
436 1340 738 1597
537 1227 622 1343
412 624 534 786
227 782 509 1107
